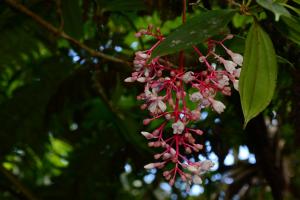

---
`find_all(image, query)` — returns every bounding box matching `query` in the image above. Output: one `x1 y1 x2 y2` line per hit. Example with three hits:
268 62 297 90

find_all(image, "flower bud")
200 160 214 171
141 131 154 139
187 165 198 173
124 77 134 82
210 99 226 114
182 71 195 83
193 175 202 184
143 118 151 125
195 129 203 135
225 34 234 40
137 77 146 82
233 79 239 91
144 163 155 169
172 120 185 134
189 92 203 102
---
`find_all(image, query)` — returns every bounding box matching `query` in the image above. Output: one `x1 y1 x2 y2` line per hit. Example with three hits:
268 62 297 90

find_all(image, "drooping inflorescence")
125 25 243 188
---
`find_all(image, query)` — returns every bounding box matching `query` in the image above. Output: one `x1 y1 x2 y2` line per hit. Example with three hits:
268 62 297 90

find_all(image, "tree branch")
4 0 131 66
0 165 40 200
246 114 286 200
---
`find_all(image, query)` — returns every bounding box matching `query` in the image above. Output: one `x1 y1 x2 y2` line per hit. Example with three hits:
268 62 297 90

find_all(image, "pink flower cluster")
125 26 243 188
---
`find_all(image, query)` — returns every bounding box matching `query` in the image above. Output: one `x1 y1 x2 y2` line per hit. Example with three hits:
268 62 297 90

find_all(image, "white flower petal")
148 101 158 113
189 92 203 102
137 77 146 82
158 100 167 112
172 120 185 134
182 71 195 83
211 99 226 114
233 79 239 91
224 60 237 74
232 53 243 66
124 77 134 82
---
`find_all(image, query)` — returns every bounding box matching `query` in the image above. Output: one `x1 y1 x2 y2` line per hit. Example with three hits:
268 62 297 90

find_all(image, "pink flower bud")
225 34 234 40
169 179 175 186
163 170 170 177
170 71 176 76
181 175 187 182
170 148 176 156
154 141 161 147
124 77 134 82
135 32 142 38
191 110 200 121
185 147 192 154
152 129 160 136
148 142 155 147
141 131 154 139
140 104 147 110
195 129 203 135
157 70 162 77
135 51 149 59
143 119 151 125
162 153 172 160
195 144 203 150
154 154 161 159
144 163 155 169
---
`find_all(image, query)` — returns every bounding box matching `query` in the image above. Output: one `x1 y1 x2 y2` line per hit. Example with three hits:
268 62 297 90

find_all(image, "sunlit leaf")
151 9 236 58
256 0 291 21
239 22 278 127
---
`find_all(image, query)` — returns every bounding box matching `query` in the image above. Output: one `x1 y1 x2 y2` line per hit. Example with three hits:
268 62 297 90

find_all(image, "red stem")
182 0 187 24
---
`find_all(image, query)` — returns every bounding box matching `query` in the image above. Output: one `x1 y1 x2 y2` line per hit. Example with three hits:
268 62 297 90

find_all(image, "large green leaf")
151 9 236 58
239 22 278 127
256 0 291 21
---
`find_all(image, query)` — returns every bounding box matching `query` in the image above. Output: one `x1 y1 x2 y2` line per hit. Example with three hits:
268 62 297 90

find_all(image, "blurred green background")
0 0 300 199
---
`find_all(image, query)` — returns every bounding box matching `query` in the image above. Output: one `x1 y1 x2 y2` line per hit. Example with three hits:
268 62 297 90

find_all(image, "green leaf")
151 9 236 58
239 22 278 127
277 55 295 69
281 3 300 15
292 0 300 4
256 0 291 21
277 16 300 45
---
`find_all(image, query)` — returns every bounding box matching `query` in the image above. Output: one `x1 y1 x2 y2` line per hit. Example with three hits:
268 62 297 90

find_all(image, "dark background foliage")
0 0 299 199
